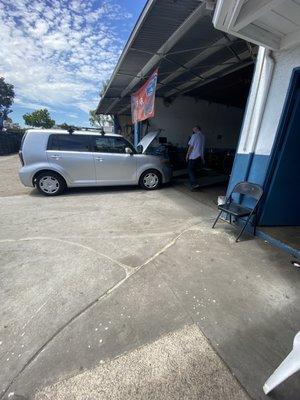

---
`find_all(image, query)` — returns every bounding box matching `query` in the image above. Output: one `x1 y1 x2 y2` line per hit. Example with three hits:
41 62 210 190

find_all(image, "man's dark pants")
188 157 201 187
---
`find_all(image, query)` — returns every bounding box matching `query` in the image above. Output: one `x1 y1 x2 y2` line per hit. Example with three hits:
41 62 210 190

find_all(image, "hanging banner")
131 68 158 124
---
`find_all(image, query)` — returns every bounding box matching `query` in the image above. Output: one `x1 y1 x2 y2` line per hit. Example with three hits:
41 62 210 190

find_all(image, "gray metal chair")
212 181 263 242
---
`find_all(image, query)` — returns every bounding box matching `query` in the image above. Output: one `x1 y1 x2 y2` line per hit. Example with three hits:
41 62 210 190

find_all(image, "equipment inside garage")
97 0 257 185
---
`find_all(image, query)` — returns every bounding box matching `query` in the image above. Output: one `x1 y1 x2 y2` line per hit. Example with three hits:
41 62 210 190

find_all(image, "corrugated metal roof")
97 0 255 115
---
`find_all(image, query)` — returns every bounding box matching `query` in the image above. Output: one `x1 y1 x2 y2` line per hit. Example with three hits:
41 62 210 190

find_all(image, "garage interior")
97 0 299 256
97 0 257 199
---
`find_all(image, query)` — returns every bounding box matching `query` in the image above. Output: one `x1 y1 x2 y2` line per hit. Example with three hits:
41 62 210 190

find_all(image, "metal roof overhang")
96 0 256 116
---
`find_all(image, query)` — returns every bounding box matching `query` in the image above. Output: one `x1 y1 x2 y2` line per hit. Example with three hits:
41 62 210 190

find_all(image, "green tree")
23 108 55 128
58 122 75 130
89 79 113 128
89 109 112 128
58 122 79 132
99 78 109 97
0 77 15 131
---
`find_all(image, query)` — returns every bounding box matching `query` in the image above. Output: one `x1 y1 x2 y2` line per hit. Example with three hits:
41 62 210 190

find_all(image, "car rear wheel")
139 169 162 190
36 172 66 196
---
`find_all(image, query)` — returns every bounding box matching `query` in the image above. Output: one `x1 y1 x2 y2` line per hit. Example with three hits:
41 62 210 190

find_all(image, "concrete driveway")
0 155 299 400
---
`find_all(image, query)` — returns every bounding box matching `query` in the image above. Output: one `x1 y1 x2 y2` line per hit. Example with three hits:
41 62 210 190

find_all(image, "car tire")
139 169 162 190
35 172 66 196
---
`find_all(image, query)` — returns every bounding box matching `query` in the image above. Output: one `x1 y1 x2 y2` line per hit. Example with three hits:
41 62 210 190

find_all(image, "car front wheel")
36 172 66 196
139 169 162 190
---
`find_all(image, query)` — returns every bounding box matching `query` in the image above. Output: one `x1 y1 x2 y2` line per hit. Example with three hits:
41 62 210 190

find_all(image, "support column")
113 115 121 134
134 122 142 147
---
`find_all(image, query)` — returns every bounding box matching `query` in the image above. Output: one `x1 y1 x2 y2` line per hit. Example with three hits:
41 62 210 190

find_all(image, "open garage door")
96 0 257 188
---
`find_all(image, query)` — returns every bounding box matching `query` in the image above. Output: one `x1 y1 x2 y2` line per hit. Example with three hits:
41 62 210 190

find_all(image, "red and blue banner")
131 68 158 124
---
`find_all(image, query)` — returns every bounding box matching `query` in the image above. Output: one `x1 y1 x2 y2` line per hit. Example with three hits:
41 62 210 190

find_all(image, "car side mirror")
125 147 133 155
136 145 143 154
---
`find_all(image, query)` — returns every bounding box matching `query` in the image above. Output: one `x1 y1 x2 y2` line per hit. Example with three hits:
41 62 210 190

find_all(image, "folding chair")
212 181 263 242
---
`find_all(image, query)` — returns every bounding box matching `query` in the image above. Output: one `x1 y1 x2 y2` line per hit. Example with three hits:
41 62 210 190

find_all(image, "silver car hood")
137 131 159 153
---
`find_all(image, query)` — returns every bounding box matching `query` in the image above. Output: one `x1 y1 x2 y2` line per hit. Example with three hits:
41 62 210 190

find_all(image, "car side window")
93 137 114 152
112 138 130 153
47 134 90 152
47 134 60 150
92 136 133 153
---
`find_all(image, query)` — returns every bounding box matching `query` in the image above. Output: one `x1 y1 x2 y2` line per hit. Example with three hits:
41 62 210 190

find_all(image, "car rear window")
47 134 90 152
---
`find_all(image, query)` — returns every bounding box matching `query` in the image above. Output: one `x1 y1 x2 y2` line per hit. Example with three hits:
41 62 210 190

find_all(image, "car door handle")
50 155 61 160
95 157 103 162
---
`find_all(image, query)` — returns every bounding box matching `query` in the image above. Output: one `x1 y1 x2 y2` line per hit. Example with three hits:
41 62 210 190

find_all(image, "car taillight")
19 151 24 166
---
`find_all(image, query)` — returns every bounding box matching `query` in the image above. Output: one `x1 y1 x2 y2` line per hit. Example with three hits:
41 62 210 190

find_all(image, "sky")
0 0 146 127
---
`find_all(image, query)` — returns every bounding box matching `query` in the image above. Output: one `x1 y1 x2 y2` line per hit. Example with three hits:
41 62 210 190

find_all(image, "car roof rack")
78 127 106 135
68 126 105 135
79 127 104 131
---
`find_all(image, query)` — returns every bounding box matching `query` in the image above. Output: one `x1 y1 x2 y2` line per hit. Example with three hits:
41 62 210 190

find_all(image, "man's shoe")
191 184 200 190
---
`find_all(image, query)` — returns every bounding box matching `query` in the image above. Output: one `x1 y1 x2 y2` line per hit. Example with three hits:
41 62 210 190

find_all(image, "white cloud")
14 98 55 111
67 113 79 119
42 32 71 51
0 0 133 118
29 20 49 37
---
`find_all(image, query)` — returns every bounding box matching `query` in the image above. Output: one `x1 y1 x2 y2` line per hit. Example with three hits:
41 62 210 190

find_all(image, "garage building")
97 1 256 173
97 0 299 257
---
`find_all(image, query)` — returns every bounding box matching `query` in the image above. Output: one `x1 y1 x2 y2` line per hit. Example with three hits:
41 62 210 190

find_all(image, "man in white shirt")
186 126 205 189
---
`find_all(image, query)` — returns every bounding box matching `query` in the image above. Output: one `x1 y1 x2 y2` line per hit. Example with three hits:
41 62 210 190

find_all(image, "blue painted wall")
227 152 270 209
228 68 300 228
247 154 270 185
259 89 300 226
227 153 251 194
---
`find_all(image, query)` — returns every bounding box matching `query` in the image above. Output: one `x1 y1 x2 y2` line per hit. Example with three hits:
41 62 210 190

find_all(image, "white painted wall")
238 45 300 156
148 96 244 148
256 45 300 155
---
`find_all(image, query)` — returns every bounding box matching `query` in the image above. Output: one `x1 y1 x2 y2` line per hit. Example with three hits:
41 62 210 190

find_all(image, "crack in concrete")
0 236 134 276
21 301 49 332
1 220 205 399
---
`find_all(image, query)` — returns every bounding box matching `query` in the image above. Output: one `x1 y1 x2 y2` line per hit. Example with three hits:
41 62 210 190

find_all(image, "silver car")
19 129 172 196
